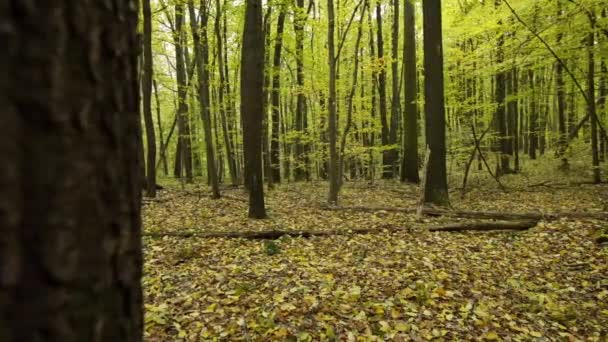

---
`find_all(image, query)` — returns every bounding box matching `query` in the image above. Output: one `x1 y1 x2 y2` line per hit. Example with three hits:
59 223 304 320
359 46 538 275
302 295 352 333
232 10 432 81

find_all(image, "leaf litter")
143 181 608 341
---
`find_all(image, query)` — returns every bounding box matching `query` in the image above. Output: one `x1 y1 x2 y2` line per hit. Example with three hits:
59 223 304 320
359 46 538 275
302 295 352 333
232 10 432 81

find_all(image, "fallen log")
323 205 608 221
143 227 389 239
428 220 537 232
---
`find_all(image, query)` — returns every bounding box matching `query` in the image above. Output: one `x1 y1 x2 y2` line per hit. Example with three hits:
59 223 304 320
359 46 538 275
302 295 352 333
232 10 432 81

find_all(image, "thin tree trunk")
388 0 401 177
588 13 601 183
174 4 194 183
188 0 221 198
153 80 169 176
327 0 340 204
376 2 390 179
215 0 238 185
528 69 538 159
339 2 368 187
294 0 310 181
270 7 287 183
143 0 157 197
555 2 567 155
495 0 510 175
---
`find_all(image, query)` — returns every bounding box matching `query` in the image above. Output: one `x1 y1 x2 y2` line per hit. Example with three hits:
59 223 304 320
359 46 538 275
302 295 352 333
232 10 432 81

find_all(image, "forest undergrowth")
143 174 608 341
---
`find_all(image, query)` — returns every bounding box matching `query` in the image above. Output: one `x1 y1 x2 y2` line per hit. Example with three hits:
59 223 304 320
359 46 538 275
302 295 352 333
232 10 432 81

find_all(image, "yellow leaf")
204 303 217 313
483 331 499 340
391 308 401 319
395 322 410 332
436 271 449 280
280 303 297 312
529 331 543 337
274 327 289 338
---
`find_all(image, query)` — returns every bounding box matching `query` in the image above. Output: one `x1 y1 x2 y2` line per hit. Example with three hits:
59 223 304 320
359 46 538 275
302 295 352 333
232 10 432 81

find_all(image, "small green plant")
264 240 281 256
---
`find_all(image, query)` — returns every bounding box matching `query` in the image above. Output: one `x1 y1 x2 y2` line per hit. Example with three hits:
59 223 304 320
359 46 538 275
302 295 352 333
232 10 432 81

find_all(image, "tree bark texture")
422 0 449 206
241 0 267 218
401 0 419 183
0 2 143 341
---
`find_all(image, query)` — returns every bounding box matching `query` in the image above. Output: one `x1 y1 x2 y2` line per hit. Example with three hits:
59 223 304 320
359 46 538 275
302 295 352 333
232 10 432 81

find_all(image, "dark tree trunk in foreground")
143 0 157 197
188 0 221 198
401 0 419 183
242 0 267 218
0 2 143 341
422 0 449 206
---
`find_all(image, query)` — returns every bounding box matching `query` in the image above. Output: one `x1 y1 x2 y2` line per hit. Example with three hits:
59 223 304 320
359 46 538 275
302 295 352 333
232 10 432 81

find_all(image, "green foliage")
263 240 281 255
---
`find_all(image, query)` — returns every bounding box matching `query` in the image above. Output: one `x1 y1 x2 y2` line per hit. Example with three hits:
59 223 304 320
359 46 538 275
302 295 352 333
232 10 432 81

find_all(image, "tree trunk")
215 0 239 185
327 0 340 204
339 2 368 188
153 80 169 176
528 69 538 159
188 0 221 198
376 2 391 179
422 0 449 206
401 0 419 183
555 2 567 154
0 3 143 341
294 0 310 181
270 7 287 183
142 0 157 197
495 0 510 175
388 0 401 177
262 5 273 188
512 69 520 171
242 0 267 218
588 15 601 183
174 4 194 183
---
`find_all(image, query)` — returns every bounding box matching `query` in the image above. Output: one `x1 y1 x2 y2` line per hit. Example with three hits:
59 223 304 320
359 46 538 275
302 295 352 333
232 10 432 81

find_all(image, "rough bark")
0 2 143 341
241 0 267 218
422 0 449 206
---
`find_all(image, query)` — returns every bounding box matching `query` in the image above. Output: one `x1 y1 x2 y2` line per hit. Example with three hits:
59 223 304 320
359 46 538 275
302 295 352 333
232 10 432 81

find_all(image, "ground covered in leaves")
143 178 608 341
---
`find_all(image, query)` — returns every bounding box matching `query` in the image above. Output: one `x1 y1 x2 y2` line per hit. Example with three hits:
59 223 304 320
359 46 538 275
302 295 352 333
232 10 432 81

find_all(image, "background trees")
140 0 607 203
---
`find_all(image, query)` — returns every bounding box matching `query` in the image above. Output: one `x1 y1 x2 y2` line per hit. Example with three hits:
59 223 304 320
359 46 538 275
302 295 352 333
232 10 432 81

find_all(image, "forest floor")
142 177 608 341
